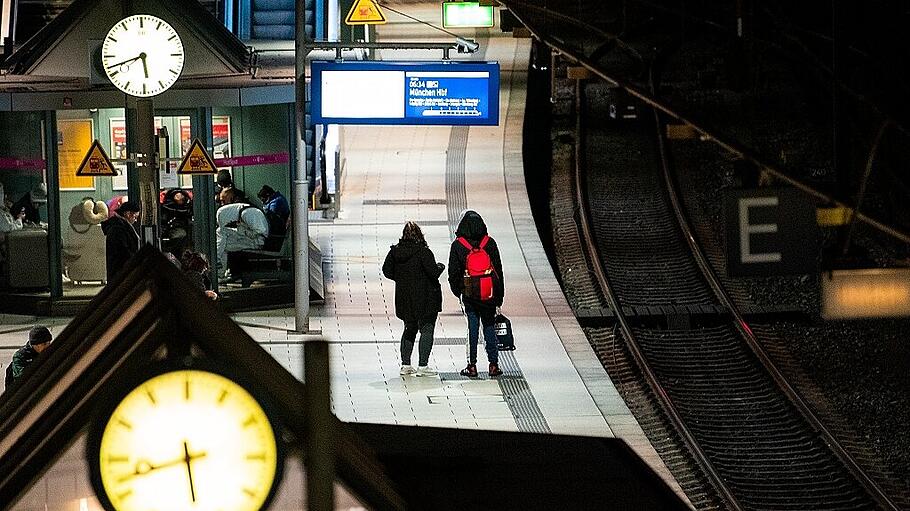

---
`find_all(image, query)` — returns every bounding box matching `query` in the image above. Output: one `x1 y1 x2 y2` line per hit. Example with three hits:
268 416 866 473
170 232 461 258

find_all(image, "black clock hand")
140 53 149 79
117 450 208 482
106 54 142 70
184 441 197 503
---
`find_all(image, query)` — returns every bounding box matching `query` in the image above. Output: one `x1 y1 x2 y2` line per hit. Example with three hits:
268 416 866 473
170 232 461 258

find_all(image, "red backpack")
458 235 497 301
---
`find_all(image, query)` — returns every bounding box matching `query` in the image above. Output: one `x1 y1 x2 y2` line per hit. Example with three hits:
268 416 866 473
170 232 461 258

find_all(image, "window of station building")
56 109 125 294
109 115 196 190
1 112 51 293
109 116 128 191
211 115 232 186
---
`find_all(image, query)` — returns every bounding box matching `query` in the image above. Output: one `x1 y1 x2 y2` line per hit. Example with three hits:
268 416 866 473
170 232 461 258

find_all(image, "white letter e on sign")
739 197 782 264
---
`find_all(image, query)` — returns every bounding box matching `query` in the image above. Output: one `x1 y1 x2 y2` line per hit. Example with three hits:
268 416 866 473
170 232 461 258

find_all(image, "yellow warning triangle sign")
76 140 118 176
177 139 218 175
345 0 387 25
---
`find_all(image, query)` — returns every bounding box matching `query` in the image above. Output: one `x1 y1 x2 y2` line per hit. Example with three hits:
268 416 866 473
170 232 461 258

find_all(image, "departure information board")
311 61 500 126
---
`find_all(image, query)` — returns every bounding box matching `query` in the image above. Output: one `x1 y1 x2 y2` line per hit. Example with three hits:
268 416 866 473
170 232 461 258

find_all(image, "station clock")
88 366 282 511
102 14 185 97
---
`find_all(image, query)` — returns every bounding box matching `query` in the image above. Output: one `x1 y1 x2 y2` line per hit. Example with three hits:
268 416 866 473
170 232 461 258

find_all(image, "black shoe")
460 364 478 378
488 363 503 377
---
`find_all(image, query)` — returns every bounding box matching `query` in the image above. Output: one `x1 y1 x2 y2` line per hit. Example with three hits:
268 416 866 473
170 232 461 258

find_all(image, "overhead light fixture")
443 2 495 28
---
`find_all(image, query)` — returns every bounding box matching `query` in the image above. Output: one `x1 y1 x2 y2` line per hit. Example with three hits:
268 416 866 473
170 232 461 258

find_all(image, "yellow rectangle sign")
821 268 910 319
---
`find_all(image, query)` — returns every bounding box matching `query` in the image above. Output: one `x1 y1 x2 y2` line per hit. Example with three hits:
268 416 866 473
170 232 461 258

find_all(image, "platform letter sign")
738 196 782 264
725 188 816 277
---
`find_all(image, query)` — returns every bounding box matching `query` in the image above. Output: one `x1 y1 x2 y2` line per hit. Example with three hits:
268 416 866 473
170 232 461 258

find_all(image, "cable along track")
574 78 895 509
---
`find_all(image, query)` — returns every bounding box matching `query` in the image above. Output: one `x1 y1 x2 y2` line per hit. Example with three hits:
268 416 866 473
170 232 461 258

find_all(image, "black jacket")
185 270 213 293
5 343 38 389
382 239 444 322
101 214 140 282
448 211 504 308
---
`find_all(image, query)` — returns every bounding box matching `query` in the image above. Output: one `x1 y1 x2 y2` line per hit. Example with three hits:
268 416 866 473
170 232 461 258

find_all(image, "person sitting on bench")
215 188 268 280
257 185 290 252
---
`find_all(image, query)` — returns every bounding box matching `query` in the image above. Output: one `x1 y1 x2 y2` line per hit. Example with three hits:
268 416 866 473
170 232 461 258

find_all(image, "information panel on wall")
311 61 500 126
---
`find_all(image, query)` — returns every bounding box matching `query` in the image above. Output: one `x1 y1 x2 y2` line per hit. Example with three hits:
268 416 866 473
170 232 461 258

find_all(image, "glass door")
154 110 199 257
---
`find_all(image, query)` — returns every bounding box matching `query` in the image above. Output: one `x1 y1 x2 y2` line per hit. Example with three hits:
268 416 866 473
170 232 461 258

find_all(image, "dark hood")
101 214 131 235
391 239 424 262
455 210 487 240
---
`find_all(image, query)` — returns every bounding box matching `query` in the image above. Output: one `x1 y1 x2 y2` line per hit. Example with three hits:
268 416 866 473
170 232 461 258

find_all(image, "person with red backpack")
448 210 505 377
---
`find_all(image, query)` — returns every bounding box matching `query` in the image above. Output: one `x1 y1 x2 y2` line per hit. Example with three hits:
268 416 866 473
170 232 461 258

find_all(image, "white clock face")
95 370 280 511
102 15 185 97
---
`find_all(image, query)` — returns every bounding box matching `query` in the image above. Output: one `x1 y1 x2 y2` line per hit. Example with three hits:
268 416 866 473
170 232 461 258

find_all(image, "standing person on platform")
382 221 445 377
101 200 141 282
5 326 53 391
448 210 505 378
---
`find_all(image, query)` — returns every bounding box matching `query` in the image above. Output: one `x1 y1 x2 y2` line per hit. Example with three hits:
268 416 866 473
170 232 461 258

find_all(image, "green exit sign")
443 2 495 28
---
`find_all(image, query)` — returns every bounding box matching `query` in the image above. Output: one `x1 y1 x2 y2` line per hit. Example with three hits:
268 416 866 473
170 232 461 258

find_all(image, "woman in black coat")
100 200 141 283
382 222 445 377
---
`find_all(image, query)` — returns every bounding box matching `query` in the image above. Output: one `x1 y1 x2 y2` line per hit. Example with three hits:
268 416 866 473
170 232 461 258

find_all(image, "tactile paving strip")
329 337 470 345
497 352 551 433
437 352 549 434
363 199 448 205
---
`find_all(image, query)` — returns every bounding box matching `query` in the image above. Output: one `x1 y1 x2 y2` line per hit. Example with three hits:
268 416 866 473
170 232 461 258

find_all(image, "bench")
234 237 325 300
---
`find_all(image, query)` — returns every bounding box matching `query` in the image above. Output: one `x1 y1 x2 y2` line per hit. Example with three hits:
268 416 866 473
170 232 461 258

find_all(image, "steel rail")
494 0 644 62
649 70 901 511
571 80 744 511
500 2 910 246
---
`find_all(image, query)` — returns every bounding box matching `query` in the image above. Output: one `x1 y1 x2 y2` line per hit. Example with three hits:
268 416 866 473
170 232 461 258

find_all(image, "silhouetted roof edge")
4 0 249 75
0 246 405 509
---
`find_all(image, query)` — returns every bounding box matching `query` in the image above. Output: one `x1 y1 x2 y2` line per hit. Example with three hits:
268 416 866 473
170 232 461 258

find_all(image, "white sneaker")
416 366 437 377
399 365 416 376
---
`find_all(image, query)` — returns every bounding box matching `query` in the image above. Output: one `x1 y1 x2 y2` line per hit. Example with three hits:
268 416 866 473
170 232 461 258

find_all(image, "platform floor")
0 5 686 508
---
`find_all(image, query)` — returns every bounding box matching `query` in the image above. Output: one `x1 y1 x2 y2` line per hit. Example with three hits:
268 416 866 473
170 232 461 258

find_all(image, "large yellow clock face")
96 369 279 511
102 14 185 97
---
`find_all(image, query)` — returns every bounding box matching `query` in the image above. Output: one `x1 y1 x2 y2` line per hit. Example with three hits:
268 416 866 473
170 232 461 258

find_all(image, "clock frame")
87 362 285 511
101 14 185 97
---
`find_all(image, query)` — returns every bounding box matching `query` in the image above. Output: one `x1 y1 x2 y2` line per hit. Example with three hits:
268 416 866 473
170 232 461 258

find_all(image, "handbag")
494 312 515 351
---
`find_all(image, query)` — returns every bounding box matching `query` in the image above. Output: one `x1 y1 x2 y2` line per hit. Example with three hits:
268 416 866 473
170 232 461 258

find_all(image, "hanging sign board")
177 139 218 175
345 0 386 25
724 188 816 277
311 61 500 126
443 2 495 28
821 268 910 319
75 140 118 176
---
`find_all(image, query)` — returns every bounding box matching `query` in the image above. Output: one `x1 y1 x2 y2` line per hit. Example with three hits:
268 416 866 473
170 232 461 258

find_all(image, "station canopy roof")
0 0 271 93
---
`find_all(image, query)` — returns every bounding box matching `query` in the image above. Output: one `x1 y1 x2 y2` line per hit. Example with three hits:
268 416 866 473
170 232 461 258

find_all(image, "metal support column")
192 108 217 287
136 98 158 246
295 0 317 334
304 341 335 511
43 111 62 299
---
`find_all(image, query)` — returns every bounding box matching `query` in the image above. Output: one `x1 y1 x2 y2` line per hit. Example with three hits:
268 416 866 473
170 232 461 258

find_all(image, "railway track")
560 74 897 509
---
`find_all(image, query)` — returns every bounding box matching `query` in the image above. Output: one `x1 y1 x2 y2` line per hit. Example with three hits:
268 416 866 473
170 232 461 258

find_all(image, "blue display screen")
311 61 500 126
